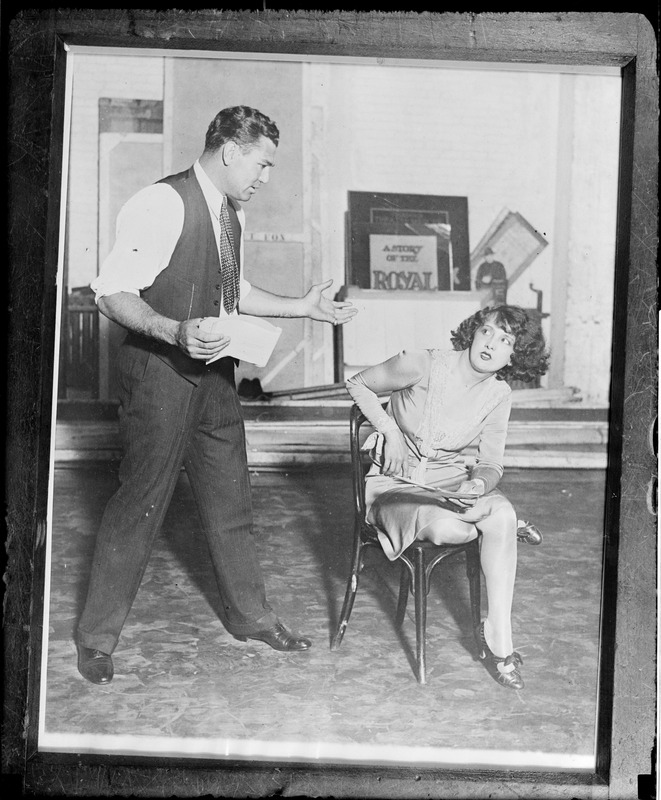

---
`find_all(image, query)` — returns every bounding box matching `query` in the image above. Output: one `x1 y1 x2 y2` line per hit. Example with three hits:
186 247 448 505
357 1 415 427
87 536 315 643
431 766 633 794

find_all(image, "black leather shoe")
517 520 543 545
235 621 312 652
77 644 114 684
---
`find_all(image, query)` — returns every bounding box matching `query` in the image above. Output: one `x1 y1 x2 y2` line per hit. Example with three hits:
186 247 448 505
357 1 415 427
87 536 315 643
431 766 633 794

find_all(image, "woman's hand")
381 428 409 477
445 479 485 510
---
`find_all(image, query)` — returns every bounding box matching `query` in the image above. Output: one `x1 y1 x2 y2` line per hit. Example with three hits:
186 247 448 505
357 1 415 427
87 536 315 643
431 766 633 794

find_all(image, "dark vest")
123 167 239 384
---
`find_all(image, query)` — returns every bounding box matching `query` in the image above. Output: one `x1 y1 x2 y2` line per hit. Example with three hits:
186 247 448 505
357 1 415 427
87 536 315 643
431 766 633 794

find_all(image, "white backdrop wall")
312 63 620 405
563 75 620 405
67 54 164 291
317 65 559 324
65 53 620 405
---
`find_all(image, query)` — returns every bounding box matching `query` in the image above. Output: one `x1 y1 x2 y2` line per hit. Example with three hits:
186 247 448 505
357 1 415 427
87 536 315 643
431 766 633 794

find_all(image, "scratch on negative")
426 14 436 45
632 187 656 216
624 389 647 404
469 13 477 46
632 229 658 255
479 15 489 47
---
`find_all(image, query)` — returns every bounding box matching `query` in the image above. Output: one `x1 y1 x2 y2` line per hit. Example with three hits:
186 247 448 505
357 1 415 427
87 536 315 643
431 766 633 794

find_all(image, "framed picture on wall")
347 191 471 291
470 208 549 287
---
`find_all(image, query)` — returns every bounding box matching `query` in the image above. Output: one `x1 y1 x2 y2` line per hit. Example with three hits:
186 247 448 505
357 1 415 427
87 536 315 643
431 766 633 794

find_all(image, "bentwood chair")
330 403 482 684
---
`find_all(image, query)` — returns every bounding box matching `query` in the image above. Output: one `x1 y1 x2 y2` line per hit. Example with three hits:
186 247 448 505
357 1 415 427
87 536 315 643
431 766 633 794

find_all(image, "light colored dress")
346 348 512 559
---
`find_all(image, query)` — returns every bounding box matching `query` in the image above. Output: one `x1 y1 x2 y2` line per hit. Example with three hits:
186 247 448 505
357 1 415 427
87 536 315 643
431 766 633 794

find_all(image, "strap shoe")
477 622 524 690
517 520 543 545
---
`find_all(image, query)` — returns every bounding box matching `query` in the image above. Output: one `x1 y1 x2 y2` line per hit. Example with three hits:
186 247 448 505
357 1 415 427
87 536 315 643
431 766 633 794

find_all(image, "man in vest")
76 105 357 684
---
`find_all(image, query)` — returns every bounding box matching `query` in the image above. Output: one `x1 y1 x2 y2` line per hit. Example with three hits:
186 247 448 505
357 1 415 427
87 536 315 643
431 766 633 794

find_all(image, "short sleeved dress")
355 348 512 560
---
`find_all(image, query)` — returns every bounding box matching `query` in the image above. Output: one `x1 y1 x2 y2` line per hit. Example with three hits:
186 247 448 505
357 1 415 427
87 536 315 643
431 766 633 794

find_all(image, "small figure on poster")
475 247 508 303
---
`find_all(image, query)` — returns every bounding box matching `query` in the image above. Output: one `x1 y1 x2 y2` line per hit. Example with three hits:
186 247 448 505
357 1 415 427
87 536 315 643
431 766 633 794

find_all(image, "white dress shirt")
90 160 252 316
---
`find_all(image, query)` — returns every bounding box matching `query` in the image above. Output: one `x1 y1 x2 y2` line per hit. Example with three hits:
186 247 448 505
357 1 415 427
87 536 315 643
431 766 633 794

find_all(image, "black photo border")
5 9 657 798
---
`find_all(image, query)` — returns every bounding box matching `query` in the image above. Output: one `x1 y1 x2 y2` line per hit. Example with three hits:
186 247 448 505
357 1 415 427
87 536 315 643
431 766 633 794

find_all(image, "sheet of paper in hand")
392 475 475 500
201 315 282 368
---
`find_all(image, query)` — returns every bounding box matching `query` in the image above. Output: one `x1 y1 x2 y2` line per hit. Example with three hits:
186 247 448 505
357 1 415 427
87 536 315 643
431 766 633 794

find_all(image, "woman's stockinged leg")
475 497 518 658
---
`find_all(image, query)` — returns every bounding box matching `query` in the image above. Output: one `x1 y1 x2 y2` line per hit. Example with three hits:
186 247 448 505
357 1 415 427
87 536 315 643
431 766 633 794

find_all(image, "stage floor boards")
39 464 606 770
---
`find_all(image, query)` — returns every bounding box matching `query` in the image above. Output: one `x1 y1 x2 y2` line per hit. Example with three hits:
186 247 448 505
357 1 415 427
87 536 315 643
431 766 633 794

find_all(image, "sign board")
369 234 439 290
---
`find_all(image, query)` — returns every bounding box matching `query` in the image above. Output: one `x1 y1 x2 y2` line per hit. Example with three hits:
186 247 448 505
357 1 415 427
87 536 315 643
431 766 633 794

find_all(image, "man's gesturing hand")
302 279 358 326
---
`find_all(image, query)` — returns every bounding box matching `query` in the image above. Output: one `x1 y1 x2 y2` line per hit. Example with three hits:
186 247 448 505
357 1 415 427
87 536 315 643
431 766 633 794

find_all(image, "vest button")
213 300 219 306
216 284 221 290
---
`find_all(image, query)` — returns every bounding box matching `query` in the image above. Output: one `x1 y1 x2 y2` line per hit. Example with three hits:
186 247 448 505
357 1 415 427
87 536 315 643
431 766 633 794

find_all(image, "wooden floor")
39 463 606 772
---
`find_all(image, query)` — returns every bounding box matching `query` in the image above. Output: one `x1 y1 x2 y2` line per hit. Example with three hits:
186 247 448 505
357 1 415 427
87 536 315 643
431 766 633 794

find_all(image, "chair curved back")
349 403 384 545
349 403 369 520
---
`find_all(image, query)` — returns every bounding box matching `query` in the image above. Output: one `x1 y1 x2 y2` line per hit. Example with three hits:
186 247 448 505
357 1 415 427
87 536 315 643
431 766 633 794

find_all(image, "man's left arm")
238 279 357 326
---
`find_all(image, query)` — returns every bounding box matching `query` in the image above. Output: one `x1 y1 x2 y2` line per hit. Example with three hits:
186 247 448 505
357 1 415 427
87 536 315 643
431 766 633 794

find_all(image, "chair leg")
395 562 410 628
330 527 364 650
413 546 427 684
466 538 482 651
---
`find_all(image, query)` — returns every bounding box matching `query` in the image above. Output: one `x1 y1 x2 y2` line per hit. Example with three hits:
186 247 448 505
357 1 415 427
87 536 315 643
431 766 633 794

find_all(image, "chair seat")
404 538 477 553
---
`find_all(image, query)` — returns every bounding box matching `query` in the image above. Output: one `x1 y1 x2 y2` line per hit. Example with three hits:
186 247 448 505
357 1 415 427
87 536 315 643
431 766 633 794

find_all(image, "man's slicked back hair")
204 105 279 153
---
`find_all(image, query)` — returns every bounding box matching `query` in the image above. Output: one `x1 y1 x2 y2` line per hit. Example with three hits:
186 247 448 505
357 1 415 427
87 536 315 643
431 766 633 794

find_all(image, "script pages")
200 315 282 368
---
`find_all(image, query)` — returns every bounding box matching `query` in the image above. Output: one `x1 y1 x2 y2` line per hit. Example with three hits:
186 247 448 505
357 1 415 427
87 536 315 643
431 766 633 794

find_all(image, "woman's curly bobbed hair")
450 305 550 383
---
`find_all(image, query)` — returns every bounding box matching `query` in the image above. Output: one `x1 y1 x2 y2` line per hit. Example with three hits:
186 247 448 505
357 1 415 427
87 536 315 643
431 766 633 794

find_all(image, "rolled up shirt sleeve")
92 173 254 312
91 183 185 302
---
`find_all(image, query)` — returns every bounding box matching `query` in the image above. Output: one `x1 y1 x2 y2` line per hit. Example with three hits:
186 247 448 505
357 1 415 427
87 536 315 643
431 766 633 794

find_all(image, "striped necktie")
219 197 239 314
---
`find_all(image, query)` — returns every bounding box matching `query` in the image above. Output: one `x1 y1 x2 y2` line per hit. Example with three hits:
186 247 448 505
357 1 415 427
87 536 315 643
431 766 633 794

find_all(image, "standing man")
76 105 357 685
475 246 508 304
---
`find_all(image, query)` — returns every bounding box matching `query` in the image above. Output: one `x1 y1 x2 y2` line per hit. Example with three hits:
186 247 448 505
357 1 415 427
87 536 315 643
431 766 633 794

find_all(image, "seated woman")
345 305 550 690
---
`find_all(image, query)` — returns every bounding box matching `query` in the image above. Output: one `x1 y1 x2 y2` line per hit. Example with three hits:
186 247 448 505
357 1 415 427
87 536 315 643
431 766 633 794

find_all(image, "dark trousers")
76 346 276 654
